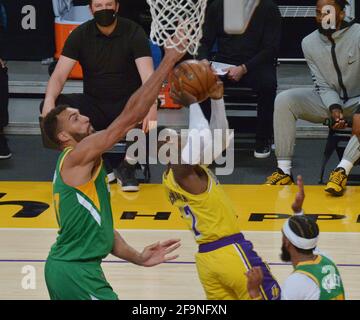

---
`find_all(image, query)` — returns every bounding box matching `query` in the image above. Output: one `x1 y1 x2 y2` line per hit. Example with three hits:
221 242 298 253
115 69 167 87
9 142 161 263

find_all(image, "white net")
146 0 208 56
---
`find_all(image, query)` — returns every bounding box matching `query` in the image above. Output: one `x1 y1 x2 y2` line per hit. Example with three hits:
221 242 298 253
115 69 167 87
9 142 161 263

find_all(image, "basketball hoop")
146 0 208 56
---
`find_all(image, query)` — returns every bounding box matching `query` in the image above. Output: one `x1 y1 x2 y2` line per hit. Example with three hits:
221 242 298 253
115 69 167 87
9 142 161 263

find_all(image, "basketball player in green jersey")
246 176 345 300
41 44 186 300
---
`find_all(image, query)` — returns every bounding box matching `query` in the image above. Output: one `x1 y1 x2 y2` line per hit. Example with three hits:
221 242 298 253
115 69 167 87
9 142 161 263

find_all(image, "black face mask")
280 244 291 262
317 21 337 36
94 9 116 27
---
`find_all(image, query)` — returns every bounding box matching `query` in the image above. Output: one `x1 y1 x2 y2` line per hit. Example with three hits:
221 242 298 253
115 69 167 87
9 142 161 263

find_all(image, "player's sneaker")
265 168 294 185
115 160 140 192
325 167 347 196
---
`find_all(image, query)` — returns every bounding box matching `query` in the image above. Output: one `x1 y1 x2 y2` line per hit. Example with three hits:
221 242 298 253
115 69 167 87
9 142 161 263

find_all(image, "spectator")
41 0 157 192
0 1 10 159
197 0 281 158
266 0 360 198
246 176 345 300
0 58 10 159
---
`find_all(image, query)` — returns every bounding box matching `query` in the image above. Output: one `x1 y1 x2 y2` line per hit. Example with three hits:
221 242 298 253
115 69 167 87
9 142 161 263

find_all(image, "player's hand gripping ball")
170 59 218 106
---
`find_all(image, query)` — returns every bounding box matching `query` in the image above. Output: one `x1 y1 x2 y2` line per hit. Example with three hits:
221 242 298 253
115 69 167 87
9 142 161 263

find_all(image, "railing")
279 6 316 18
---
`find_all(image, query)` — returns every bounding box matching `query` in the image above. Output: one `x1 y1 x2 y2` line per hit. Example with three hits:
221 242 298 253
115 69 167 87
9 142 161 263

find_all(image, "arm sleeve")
131 26 152 60
61 27 82 61
197 0 220 60
281 273 320 300
244 4 282 71
302 40 343 109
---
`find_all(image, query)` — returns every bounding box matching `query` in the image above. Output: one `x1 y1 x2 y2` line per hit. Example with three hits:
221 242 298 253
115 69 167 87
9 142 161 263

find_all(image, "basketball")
170 60 218 103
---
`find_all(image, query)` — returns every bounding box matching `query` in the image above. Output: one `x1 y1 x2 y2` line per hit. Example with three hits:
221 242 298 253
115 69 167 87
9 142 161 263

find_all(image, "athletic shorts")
45 257 118 300
195 233 281 300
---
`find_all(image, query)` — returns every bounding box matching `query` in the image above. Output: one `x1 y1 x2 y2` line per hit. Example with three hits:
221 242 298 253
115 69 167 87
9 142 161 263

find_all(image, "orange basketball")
170 60 218 103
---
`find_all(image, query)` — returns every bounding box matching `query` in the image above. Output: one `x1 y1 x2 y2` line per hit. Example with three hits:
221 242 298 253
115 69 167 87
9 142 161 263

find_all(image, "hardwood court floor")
0 183 359 299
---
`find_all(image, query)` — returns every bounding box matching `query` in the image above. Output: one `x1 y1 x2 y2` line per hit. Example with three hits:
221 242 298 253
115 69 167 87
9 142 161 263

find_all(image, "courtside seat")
319 127 360 184
223 86 259 137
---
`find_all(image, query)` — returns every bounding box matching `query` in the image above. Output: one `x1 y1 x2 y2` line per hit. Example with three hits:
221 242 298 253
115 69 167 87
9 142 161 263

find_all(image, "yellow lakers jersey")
163 166 240 244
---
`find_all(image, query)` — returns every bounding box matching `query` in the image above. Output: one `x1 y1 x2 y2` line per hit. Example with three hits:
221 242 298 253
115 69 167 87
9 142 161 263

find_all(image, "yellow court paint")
0 182 359 232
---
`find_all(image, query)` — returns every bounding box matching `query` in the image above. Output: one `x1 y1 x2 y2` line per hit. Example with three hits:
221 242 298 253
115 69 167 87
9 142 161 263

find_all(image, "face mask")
317 22 337 36
94 9 116 27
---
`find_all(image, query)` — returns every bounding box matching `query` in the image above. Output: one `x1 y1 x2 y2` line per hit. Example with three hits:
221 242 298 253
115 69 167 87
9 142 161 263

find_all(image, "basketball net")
146 0 208 56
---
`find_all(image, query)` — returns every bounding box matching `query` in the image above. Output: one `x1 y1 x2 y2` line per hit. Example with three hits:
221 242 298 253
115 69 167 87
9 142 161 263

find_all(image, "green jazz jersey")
48 148 114 262
294 255 345 300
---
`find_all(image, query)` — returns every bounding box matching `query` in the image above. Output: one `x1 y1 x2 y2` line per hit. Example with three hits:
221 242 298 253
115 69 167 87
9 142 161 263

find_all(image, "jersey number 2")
183 205 201 237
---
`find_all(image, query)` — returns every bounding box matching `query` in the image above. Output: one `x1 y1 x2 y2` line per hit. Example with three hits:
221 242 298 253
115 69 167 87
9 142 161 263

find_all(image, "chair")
223 86 259 138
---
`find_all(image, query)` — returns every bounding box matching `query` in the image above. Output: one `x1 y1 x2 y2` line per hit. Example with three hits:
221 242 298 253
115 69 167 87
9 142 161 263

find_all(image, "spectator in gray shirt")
265 0 360 197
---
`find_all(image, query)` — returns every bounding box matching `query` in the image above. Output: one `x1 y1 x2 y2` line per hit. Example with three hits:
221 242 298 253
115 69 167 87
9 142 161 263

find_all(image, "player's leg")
195 251 241 300
234 238 281 300
266 88 329 185
45 259 118 300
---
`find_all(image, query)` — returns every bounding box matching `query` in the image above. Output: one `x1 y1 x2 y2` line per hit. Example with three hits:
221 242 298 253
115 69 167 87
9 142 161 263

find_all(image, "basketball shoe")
254 139 271 159
115 160 140 192
0 134 11 159
325 167 347 196
265 168 294 185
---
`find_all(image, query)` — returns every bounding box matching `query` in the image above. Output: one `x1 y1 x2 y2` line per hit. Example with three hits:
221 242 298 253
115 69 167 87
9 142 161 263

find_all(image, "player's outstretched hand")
170 78 198 107
164 27 188 62
208 81 224 100
140 239 181 267
291 175 305 214
246 267 263 299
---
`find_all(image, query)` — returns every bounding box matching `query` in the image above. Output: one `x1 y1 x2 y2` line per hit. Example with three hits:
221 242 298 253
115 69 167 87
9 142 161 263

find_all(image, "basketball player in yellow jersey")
162 68 281 300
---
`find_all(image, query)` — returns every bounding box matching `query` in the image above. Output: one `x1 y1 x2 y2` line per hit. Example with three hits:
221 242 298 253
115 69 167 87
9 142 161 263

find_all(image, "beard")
71 132 90 143
280 244 291 262
70 125 95 142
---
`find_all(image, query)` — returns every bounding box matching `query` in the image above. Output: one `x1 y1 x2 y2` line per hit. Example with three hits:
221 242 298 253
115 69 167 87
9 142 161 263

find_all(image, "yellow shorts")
195 233 281 300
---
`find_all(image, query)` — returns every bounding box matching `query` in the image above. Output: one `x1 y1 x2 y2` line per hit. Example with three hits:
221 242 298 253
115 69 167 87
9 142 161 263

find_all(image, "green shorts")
45 257 118 300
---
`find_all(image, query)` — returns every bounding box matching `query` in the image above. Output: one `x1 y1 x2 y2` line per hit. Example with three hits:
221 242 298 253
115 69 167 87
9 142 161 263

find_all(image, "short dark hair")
42 105 69 148
335 0 350 10
288 215 320 255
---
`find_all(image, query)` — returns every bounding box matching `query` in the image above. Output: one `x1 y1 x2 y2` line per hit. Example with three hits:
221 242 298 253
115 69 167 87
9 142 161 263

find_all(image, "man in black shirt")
41 0 156 191
197 0 281 158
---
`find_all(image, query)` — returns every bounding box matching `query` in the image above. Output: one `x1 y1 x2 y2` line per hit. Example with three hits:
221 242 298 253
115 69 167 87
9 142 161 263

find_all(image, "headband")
283 219 318 250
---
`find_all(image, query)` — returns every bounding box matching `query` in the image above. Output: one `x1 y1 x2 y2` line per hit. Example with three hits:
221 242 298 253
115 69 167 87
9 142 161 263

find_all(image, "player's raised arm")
291 175 305 215
55 46 185 168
